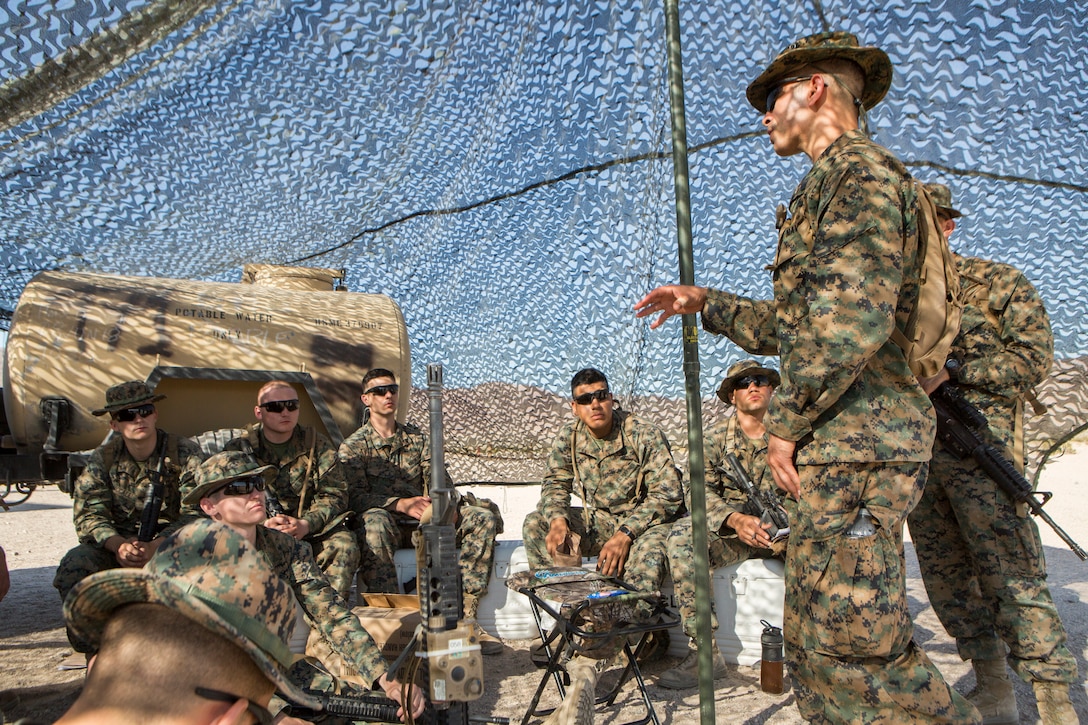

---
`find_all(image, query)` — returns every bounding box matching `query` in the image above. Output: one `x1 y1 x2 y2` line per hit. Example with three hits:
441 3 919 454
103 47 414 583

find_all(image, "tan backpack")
891 179 963 379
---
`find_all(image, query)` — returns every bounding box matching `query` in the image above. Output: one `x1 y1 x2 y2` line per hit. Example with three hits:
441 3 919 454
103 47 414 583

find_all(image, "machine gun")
136 434 168 542
413 364 483 724
931 383 1087 561
717 453 790 542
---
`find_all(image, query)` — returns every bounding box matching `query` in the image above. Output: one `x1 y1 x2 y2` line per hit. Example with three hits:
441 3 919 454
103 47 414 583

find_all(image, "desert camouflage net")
3 1 1086 473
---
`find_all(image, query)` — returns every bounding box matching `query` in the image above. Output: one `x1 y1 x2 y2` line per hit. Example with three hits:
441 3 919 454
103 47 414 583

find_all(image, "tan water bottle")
760 619 784 694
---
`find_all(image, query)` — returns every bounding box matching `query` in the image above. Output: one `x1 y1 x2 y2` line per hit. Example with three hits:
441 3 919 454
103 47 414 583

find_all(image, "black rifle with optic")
716 453 789 541
931 382 1086 561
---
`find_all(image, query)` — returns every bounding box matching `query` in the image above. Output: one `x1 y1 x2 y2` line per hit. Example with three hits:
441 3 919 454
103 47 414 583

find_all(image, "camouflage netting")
3 0 1086 478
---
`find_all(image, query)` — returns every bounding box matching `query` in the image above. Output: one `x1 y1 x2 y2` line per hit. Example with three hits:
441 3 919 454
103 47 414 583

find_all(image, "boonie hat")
923 182 963 219
182 450 278 506
92 380 166 416
746 31 893 113
63 518 319 709
717 359 781 403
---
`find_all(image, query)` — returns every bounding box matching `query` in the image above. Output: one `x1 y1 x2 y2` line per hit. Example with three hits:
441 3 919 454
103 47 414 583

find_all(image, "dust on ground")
3 445 1087 723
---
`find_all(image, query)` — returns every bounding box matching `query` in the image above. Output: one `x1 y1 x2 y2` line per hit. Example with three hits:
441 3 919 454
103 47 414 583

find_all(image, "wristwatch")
618 525 636 541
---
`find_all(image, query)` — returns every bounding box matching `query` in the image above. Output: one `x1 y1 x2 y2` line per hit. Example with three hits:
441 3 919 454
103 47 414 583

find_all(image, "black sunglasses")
573 389 611 406
194 686 272 725
734 375 772 390
259 399 299 413
363 384 399 397
113 404 155 422
765 75 814 112
216 476 267 497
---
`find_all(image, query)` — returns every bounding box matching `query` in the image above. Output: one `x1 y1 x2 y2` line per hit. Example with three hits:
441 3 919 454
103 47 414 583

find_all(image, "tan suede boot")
542 656 599 725
463 593 504 656
656 640 728 690
1033 680 1077 725
967 659 1018 725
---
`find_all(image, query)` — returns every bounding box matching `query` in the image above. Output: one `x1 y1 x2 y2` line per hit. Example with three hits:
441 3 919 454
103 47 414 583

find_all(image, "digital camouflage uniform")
523 409 685 605
224 423 358 599
337 420 502 616
63 517 322 711
667 415 793 639
253 526 387 692
53 429 205 651
702 131 977 722
907 254 1077 687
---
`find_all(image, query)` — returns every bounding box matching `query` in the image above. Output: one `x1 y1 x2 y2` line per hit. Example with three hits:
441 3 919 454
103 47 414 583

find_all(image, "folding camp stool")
507 567 679 725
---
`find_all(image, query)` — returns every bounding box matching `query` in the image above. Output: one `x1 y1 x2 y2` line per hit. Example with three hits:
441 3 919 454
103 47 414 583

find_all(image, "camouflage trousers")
786 461 979 724
307 526 361 602
53 543 125 652
522 507 672 612
907 449 1078 684
665 517 781 639
355 502 499 608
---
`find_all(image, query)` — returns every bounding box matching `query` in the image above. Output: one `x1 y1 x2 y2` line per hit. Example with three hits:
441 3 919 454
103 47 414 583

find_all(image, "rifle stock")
931 383 1087 561
136 434 168 542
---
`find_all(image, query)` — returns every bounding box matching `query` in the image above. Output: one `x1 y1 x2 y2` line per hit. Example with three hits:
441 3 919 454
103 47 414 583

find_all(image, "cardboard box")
354 596 421 660
363 593 419 610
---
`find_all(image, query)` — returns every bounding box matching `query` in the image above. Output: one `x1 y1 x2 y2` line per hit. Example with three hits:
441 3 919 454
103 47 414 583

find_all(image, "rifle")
284 691 402 722
137 433 168 542
283 688 513 724
931 383 1087 561
264 486 287 518
717 453 789 542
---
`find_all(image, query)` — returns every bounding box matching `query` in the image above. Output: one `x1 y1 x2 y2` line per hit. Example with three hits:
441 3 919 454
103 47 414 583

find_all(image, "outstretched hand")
634 285 708 329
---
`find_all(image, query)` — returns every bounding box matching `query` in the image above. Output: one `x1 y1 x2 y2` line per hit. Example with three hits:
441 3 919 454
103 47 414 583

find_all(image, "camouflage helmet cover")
92 380 166 416
717 359 781 403
63 518 320 709
923 182 964 219
182 450 278 506
746 31 893 113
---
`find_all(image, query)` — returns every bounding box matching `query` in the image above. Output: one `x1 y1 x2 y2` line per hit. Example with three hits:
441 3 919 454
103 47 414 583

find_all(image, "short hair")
74 603 273 719
256 380 297 404
570 368 608 396
804 59 865 107
362 368 397 389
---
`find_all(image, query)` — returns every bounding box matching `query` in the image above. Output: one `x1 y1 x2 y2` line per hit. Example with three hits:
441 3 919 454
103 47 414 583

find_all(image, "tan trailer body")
3 266 410 461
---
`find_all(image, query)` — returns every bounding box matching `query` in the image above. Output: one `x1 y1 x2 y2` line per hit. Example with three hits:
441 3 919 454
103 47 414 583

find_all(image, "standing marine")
908 182 1079 724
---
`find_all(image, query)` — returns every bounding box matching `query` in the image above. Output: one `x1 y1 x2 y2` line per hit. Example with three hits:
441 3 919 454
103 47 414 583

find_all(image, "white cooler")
664 557 786 665
391 541 538 640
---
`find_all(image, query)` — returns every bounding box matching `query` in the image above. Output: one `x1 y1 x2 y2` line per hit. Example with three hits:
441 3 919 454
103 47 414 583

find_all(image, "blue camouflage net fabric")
3 0 1086 476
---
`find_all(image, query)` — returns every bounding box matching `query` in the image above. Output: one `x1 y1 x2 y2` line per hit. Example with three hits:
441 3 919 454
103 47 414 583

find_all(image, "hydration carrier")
891 179 963 378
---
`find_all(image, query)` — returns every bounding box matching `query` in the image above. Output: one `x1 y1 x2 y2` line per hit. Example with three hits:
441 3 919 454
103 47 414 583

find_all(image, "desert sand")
1 441 1086 723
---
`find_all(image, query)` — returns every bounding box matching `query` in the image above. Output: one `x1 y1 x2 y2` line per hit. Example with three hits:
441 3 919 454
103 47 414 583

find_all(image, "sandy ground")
2 443 1087 724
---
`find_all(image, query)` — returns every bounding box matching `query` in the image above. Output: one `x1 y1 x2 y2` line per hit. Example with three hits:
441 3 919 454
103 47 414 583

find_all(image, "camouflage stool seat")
507 567 677 725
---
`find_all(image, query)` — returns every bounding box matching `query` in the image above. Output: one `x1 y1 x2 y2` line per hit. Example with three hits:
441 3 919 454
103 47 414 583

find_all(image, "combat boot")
656 640 728 690
967 659 1017 725
1033 680 1076 725
463 593 504 656
542 656 599 725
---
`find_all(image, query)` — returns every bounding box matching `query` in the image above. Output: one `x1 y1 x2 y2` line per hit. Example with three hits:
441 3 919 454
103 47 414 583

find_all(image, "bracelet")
618 525 635 541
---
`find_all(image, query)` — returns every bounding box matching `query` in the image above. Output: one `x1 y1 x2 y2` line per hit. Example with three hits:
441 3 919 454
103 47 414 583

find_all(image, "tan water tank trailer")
1 265 410 485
